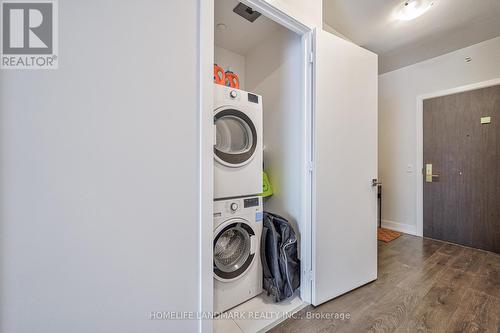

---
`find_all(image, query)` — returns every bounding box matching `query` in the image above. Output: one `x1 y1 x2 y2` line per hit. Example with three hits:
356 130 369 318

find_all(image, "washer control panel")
213 196 262 218
243 197 259 208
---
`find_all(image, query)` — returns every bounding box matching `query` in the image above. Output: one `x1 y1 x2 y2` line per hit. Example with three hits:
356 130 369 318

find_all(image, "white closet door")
312 29 378 306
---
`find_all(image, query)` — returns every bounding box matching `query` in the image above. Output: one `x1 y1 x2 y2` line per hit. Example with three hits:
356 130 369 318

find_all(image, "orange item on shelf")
225 71 240 89
214 64 225 85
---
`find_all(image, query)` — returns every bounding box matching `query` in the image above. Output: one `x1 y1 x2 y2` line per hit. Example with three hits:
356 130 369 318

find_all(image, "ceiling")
215 0 283 55
323 0 500 73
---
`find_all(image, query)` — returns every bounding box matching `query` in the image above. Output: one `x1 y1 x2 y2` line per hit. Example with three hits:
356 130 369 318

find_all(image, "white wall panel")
245 27 303 240
0 1 200 332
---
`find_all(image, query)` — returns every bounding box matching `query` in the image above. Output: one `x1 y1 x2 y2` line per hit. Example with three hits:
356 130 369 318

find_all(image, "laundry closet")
212 1 306 331
208 1 378 332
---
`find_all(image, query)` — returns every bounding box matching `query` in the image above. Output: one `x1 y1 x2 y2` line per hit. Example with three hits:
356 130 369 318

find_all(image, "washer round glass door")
213 219 256 281
214 108 257 168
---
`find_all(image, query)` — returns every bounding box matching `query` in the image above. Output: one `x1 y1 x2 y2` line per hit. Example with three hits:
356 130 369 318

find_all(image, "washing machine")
213 196 263 313
214 84 263 199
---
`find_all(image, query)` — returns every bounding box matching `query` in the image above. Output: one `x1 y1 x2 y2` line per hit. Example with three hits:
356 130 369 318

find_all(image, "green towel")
262 172 273 197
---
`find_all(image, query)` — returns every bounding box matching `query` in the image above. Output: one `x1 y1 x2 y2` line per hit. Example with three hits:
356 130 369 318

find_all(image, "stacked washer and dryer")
213 84 264 313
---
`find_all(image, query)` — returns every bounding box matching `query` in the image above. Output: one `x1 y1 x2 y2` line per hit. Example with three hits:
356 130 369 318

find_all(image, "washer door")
213 219 256 282
214 108 257 168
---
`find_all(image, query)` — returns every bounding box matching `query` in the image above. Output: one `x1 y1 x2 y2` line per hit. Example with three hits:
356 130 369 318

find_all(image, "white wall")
214 46 246 90
0 1 201 332
322 22 351 41
265 0 322 28
379 36 500 234
245 27 303 245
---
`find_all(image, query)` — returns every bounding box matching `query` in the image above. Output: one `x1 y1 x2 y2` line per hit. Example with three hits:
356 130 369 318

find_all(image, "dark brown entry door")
423 85 500 253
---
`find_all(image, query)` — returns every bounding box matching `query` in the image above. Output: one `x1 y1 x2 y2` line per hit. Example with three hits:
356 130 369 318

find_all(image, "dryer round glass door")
214 108 257 168
213 220 256 281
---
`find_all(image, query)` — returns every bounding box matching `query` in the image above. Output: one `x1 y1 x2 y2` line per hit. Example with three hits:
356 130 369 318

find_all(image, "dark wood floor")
269 234 500 333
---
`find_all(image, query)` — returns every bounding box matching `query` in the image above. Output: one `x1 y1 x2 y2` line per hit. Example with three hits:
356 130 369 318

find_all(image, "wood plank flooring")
269 234 500 333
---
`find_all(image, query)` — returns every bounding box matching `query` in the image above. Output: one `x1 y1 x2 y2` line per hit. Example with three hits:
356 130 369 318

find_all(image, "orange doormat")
377 228 401 242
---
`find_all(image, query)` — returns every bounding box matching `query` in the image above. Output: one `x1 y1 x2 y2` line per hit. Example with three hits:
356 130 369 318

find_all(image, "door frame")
415 77 500 237
198 1 314 332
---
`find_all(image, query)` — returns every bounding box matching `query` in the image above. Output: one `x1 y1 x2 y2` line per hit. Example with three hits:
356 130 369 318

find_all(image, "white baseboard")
381 220 418 236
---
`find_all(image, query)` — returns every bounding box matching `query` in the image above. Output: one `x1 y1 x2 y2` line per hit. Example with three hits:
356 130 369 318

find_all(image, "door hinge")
305 270 313 282
307 161 314 173
308 51 314 64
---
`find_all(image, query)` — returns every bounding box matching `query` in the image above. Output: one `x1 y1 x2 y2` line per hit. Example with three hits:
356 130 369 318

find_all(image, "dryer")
213 196 263 313
214 84 263 199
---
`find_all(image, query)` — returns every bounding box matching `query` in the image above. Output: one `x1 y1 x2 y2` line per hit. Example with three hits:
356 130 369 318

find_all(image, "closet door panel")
312 30 378 306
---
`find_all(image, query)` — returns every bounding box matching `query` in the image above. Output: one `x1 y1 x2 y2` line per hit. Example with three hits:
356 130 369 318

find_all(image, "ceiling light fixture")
395 0 434 21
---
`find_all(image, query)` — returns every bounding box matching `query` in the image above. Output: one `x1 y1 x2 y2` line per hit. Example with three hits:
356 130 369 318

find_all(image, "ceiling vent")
233 3 261 23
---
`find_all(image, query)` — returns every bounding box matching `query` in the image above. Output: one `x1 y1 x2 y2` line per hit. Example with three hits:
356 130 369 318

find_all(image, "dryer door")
214 108 257 168
213 218 257 282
